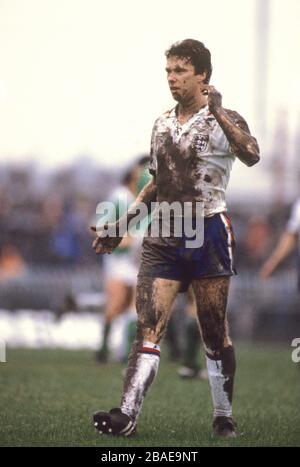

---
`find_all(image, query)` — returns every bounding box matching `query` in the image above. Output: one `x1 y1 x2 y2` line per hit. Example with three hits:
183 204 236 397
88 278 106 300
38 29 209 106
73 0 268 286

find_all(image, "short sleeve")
286 198 300 234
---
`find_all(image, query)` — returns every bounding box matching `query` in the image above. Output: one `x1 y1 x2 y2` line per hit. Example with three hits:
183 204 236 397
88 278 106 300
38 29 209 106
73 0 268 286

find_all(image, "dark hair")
121 168 135 186
165 39 212 83
121 154 150 185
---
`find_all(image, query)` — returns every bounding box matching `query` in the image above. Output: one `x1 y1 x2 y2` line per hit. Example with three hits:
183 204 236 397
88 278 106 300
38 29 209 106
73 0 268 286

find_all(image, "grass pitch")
0 343 299 447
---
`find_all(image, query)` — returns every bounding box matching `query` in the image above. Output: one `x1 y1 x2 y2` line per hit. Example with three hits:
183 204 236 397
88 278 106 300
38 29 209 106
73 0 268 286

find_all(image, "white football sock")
121 341 160 422
206 346 235 418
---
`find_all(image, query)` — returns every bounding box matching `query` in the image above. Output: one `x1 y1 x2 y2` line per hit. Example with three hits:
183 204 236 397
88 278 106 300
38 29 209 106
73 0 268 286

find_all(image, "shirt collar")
167 104 209 120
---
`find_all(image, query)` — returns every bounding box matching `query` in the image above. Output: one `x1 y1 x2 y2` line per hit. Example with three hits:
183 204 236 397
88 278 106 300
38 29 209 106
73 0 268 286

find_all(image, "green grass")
0 343 299 447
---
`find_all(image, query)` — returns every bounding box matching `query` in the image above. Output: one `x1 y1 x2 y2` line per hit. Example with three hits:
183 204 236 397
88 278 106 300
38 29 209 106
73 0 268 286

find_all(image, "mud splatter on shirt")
149 105 249 217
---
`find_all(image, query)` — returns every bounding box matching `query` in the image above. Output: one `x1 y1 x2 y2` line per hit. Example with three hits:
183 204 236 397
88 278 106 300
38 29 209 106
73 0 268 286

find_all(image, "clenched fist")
200 84 222 113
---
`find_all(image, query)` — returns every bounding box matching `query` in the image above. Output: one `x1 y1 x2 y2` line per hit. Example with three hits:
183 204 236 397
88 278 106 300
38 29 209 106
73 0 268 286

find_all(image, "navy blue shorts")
138 212 237 292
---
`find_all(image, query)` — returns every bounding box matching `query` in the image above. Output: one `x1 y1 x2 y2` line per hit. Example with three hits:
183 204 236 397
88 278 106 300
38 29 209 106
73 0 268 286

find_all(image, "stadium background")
0 0 299 447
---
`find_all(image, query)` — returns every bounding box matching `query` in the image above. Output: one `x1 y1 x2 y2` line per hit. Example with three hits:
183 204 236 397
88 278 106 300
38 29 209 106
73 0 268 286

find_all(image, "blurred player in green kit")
96 157 151 363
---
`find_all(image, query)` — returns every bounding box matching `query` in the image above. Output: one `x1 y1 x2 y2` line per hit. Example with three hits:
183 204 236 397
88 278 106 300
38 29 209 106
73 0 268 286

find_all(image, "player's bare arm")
202 84 260 167
260 231 298 279
91 178 157 254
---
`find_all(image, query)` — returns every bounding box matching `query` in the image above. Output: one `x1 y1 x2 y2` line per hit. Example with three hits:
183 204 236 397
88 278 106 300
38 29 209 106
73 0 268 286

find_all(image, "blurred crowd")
0 159 297 280
0 159 115 273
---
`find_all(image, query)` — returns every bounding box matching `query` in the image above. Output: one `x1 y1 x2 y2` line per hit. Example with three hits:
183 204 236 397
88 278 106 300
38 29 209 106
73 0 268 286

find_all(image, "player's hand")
200 84 222 113
90 224 123 254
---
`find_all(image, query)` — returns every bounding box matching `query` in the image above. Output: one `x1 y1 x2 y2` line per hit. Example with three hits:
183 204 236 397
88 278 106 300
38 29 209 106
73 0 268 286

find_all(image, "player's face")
166 56 203 103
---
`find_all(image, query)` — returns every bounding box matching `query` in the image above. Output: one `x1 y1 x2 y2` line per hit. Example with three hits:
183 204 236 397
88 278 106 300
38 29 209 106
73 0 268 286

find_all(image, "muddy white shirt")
149 104 250 217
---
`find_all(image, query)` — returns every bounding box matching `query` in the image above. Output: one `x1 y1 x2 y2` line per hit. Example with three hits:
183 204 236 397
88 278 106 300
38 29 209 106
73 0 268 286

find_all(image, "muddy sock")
206 346 236 418
120 341 160 422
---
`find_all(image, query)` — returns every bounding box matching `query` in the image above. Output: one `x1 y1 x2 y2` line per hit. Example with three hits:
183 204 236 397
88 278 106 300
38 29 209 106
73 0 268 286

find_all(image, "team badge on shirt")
192 134 209 152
